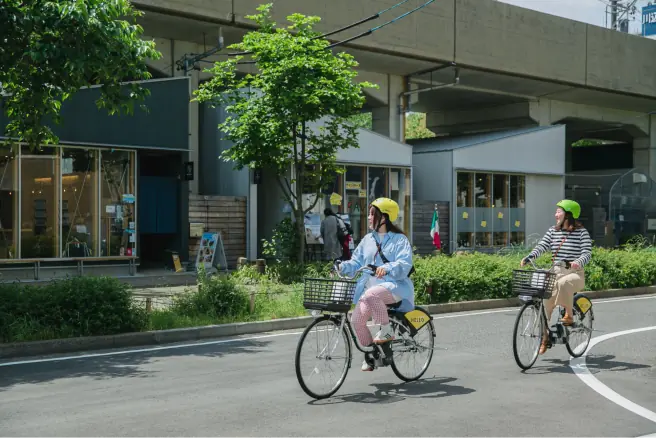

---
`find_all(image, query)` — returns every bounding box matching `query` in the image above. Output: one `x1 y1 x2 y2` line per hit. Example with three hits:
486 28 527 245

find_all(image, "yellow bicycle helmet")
370 197 399 222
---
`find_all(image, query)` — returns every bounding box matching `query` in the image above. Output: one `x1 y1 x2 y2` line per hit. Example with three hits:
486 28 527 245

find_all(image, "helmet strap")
371 206 386 232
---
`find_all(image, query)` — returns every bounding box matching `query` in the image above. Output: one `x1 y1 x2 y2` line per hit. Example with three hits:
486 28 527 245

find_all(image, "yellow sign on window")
330 192 342 206
346 181 361 190
515 220 521 227
462 212 469 219
498 212 504 219
481 221 487 228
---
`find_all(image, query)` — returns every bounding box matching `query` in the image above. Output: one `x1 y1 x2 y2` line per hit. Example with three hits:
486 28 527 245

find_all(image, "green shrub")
261 218 299 262
172 273 249 319
413 246 656 305
264 260 332 285
0 276 147 343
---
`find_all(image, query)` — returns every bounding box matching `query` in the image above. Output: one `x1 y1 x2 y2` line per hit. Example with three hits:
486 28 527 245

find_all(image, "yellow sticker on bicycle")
404 309 430 330
576 296 592 314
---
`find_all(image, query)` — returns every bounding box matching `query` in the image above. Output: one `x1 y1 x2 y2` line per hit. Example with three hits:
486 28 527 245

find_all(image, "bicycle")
511 259 595 370
294 264 436 400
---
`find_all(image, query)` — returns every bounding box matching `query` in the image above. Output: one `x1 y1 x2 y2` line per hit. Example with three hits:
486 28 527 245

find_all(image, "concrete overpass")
132 0 656 182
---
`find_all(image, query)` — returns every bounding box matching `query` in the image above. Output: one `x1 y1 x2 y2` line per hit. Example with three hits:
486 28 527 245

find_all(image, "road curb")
1 286 655 360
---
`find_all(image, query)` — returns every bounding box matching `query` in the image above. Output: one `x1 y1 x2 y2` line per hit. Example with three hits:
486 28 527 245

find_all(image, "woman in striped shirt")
520 199 592 354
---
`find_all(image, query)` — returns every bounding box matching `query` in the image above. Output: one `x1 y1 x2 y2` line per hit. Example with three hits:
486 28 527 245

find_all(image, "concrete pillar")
171 40 200 195
529 98 552 126
371 75 404 142
632 114 656 182
187 71 200 195
248 177 258 259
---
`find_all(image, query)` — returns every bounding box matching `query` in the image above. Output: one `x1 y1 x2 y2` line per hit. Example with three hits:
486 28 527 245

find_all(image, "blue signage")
642 4 656 36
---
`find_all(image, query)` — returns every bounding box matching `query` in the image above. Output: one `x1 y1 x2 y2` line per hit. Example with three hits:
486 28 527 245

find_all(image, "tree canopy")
0 0 161 149
194 3 377 262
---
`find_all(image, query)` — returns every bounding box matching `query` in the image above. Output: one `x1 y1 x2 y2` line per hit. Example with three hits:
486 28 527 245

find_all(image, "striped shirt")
526 226 592 267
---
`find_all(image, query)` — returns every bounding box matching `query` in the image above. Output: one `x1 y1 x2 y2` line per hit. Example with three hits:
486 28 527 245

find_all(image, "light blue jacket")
339 231 415 313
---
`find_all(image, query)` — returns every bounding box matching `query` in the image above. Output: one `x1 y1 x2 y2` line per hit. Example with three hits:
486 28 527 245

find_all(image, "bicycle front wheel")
295 315 352 400
513 301 544 370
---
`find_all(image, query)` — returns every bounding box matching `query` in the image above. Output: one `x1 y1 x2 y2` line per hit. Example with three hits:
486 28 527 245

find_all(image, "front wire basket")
302 277 357 312
512 268 557 299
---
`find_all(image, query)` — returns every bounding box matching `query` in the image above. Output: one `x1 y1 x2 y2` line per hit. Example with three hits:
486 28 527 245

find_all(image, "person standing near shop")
321 208 343 261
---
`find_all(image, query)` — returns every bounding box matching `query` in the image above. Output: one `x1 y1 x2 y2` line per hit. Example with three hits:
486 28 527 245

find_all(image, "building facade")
0 77 191 279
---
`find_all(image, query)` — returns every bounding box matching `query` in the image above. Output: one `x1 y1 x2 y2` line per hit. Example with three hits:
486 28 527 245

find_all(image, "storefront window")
100 150 136 257
510 175 526 246
367 167 388 203
390 168 411 233
493 174 509 247
475 173 492 247
456 171 526 250
345 166 367 243
0 146 18 259
61 149 98 257
319 168 344 215
20 146 59 258
456 172 474 248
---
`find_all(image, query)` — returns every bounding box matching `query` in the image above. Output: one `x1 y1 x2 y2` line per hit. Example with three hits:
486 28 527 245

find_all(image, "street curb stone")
1 286 654 360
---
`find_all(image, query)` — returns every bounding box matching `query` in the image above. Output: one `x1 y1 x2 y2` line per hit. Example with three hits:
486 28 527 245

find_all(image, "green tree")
194 3 376 263
0 0 161 149
348 112 373 130
405 112 435 140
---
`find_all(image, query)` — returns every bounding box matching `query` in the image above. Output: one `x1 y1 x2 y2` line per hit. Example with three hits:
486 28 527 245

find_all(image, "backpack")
375 237 415 278
335 216 350 244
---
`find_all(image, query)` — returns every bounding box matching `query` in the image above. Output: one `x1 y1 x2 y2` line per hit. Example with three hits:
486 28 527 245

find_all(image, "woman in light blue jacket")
337 198 415 372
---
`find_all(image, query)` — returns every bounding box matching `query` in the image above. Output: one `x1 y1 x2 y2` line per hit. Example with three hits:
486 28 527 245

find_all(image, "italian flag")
430 209 441 250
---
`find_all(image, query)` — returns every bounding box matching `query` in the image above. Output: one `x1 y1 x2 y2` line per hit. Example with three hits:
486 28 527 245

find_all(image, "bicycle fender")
573 293 592 315
403 306 432 331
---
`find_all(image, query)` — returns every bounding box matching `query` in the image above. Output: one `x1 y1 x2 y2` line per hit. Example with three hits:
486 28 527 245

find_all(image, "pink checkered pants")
351 286 397 346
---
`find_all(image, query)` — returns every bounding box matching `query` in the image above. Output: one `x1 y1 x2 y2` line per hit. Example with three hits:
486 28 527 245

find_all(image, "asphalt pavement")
1 295 655 437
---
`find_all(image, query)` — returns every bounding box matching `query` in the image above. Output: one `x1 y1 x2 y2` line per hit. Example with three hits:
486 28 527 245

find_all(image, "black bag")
375 239 415 277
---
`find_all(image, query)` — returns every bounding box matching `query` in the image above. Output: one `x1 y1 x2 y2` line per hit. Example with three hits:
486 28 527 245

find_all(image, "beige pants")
544 265 585 322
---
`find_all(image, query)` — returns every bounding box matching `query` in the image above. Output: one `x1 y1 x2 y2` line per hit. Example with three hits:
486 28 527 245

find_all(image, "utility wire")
235 0 436 65
226 0 415 58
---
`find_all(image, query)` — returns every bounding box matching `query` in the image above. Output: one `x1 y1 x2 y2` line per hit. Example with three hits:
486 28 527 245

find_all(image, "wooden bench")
0 256 138 280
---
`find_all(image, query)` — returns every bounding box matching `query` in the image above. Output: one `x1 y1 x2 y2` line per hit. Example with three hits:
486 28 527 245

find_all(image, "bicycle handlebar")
332 261 379 280
522 257 571 271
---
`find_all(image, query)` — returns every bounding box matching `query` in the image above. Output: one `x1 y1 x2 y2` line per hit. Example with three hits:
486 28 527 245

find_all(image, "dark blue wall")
0 77 190 150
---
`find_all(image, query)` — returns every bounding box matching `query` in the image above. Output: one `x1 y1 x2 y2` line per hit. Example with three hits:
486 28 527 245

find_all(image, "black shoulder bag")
375 239 415 278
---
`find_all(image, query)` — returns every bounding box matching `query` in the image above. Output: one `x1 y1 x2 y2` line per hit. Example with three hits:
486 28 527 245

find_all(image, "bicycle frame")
311 263 433 363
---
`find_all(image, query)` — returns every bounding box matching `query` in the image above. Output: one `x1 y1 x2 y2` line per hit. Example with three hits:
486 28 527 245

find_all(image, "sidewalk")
131 285 196 310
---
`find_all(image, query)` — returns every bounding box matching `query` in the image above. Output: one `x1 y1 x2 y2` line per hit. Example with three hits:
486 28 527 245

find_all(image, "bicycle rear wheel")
295 315 352 400
513 301 544 370
566 305 594 357
389 315 435 382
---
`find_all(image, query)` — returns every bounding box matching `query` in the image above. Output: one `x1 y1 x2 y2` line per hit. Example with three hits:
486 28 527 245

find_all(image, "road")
1 295 655 437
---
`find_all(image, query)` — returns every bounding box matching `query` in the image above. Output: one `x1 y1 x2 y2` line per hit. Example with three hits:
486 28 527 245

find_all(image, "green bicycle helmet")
556 199 581 219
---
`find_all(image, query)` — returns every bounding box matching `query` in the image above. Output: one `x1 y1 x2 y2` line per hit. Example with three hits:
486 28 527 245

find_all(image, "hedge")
0 276 148 343
412 246 656 304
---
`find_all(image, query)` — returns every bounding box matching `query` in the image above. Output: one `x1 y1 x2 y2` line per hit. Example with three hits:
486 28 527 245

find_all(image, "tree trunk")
295 207 305 264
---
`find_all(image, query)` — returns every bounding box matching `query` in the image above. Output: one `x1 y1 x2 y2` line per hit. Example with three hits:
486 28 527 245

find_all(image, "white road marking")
570 326 656 425
1 293 654 367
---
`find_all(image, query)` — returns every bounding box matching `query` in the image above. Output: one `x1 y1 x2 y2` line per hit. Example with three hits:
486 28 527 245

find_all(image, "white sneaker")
373 324 395 344
361 360 373 372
